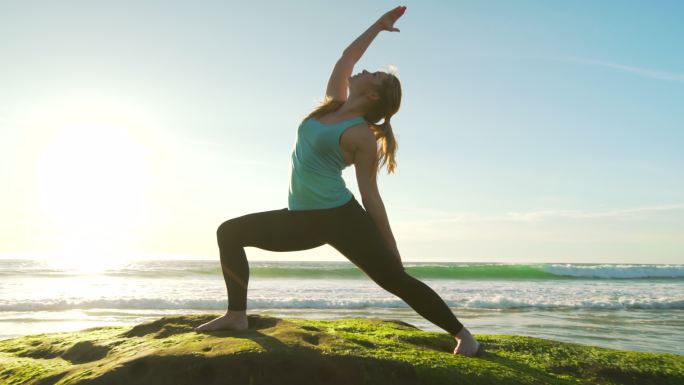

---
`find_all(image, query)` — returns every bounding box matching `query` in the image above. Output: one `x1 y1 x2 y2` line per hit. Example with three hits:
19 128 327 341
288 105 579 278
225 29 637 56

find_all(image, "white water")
1 260 682 355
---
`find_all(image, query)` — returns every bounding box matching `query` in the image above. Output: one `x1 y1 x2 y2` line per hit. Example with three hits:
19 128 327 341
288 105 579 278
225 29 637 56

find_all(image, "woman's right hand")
376 5 407 33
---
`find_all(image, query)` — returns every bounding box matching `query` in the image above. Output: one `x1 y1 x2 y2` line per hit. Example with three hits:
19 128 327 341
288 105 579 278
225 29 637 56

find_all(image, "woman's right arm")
326 6 407 101
352 126 399 261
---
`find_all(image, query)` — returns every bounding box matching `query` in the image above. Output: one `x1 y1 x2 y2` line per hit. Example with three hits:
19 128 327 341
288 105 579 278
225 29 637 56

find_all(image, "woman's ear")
367 91 380 102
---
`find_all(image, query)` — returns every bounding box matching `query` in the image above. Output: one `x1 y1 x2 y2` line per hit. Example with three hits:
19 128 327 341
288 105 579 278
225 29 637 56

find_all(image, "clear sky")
1 0 682 265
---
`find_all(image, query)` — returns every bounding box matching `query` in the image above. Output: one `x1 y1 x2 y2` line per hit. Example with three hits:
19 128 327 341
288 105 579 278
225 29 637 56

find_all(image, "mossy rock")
0 314 681 385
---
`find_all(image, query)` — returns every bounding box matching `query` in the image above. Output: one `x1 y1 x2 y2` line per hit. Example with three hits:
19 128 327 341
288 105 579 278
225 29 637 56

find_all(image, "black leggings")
216 195 464 336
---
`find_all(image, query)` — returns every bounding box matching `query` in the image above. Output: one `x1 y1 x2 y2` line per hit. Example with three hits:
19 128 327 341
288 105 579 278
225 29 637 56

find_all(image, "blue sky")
1 0 682 264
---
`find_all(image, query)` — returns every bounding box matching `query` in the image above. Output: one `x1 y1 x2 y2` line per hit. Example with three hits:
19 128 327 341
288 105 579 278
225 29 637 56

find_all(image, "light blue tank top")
288 116 366 210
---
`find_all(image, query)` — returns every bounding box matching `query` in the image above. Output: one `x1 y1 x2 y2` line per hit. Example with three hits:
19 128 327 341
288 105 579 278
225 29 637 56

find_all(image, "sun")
32 94 156 269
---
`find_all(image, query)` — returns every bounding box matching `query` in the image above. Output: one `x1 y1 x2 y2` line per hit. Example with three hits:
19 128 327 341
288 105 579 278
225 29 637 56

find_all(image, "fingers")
379 5 405 32
392 6 406 22
388 6 406 16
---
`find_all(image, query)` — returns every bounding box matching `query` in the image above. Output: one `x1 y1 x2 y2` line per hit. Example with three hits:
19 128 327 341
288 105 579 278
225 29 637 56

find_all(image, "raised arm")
325 6 407 101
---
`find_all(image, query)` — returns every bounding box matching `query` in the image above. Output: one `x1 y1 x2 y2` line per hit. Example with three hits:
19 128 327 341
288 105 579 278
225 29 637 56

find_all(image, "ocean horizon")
1 259 682 355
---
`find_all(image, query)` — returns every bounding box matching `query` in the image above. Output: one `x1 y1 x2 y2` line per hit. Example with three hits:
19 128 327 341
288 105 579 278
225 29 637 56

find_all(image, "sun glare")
31 93 158 268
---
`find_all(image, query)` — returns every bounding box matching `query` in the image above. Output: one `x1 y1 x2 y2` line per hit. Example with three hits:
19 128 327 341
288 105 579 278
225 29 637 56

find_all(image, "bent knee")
217 218 240 243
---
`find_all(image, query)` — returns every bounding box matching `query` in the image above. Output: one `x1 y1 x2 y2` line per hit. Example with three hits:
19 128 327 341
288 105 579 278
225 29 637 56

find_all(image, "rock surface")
0 314 682 385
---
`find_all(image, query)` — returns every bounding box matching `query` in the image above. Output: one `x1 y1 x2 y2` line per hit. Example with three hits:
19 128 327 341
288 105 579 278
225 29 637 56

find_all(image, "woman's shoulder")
345 122 375 144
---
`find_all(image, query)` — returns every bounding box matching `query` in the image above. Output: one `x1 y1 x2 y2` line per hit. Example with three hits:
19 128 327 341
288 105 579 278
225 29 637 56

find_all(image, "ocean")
1 259 682 355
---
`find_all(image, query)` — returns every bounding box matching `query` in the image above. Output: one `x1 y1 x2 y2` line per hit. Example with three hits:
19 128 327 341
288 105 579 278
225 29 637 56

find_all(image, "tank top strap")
331 117 366 142
311 116 366 128
337 116 366 129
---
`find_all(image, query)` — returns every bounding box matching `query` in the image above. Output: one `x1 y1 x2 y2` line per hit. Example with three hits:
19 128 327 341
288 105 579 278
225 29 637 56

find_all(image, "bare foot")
194 311 248 332
453 327 481 357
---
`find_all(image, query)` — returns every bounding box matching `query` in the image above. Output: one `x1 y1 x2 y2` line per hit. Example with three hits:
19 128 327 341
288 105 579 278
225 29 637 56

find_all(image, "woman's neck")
332 97 367 118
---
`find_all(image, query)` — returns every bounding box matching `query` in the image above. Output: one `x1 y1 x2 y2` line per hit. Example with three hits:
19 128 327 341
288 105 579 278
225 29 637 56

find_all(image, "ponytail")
370 69 401 175
370 117 398 175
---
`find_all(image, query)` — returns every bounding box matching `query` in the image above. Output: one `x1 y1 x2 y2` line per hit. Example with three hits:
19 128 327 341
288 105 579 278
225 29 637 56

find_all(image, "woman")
195 5 481 357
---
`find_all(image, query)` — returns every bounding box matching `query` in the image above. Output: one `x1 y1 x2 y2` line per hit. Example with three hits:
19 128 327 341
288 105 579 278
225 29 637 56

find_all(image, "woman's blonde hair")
303 69 402 175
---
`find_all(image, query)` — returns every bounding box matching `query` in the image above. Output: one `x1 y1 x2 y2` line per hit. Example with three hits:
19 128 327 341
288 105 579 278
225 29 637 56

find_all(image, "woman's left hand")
376 5 407 33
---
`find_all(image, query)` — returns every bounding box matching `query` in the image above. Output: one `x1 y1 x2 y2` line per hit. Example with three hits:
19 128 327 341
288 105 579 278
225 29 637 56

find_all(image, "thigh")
326 198 403 277
221 208 327 252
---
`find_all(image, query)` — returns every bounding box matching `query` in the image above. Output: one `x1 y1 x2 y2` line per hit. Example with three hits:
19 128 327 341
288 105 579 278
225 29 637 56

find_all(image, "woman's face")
349 69 384 98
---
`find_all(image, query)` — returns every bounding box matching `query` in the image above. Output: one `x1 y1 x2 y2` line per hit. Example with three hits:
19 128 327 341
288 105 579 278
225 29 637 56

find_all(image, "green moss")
0 314 681 385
